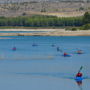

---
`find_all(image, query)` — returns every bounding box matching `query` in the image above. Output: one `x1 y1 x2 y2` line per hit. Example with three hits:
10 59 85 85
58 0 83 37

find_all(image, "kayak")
75 77 83 81
63 54 71 57
12 47 16 51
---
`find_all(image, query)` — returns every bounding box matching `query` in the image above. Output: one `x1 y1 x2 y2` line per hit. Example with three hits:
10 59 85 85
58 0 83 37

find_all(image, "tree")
83 12 90 24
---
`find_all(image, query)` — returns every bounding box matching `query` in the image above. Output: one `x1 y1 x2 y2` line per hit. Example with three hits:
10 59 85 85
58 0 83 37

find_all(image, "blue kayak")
63 54 71 57
75 77 83 81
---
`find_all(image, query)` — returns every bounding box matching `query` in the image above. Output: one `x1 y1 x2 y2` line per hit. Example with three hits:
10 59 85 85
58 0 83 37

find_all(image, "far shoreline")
0 29 90 36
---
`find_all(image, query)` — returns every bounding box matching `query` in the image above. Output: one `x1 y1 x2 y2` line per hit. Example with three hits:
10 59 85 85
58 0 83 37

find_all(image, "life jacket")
76 73 82 77
64 53 68 56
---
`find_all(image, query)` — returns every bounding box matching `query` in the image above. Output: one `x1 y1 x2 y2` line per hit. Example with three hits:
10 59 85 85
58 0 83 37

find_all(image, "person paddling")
64 52 68 56
57 47 60 51
77 50 83 54
75 66 83 85
63 52 71 57
12 47 16 51
76 72 82 77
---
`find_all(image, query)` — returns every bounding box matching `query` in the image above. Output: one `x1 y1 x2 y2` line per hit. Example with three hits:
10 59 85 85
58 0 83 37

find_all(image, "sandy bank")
0 29 55 31
0 37 14 39
0 29 90 36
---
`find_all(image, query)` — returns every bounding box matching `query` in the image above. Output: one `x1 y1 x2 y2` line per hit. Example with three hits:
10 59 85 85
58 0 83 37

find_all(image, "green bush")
71 27 78 31
82 24 90 30
65 27 71 31
65 27 78 31
79 7 84 11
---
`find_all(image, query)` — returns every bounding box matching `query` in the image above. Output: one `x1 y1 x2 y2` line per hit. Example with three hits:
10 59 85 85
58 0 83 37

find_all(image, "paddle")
78 66 83 73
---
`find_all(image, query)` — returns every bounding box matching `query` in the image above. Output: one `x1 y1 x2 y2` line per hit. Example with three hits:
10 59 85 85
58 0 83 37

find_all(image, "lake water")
0 36 90 90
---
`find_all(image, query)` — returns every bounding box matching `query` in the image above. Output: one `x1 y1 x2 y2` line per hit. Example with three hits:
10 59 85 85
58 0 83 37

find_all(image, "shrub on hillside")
65 27 78 31
82 24 90 30
71 27 78 31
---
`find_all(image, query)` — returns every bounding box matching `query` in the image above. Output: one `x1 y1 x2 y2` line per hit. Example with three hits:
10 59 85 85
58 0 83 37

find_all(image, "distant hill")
0 1 90 17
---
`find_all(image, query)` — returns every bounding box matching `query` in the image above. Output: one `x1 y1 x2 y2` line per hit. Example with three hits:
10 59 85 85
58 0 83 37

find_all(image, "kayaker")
64 52 68 56
56 47 63 52
12 47 16 51
63 52 70 57
75 66 83 86
76 72 83 77
57 47 60 51
77 50 83 54
32 43 38 46
76 72 83 85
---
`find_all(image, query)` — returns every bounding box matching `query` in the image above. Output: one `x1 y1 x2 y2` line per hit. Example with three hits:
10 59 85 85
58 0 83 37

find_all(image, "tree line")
0 12 90 28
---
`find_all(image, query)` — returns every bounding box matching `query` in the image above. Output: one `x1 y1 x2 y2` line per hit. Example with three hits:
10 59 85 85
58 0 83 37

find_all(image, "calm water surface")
0 36 90 90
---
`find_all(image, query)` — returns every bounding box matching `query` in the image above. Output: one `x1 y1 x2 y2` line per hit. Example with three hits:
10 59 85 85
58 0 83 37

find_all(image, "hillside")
0 0 90 3
0 1 90 17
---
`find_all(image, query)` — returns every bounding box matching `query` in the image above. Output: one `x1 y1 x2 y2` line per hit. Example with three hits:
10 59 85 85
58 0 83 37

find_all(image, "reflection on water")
0 55 54 60
76 81 83 90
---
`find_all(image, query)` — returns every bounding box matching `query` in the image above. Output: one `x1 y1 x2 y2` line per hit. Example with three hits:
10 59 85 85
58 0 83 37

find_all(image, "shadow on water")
75 80 83 90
